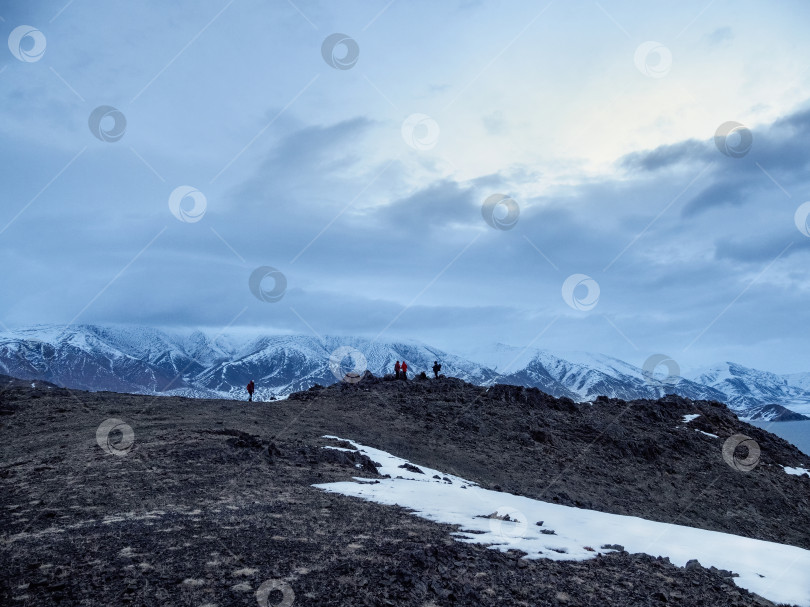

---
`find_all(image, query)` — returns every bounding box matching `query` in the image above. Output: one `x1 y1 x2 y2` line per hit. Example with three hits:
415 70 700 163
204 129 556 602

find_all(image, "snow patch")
682 414 700 423
314 437 810 607
783 466 810 477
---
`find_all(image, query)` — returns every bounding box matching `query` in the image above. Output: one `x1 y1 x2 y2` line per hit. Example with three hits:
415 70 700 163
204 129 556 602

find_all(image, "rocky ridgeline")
290 373 810 550
1 373 808 606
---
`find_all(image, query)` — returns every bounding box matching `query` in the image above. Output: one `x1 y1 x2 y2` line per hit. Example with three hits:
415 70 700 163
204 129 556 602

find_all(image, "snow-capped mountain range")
688 362 810 414
1 324 808 420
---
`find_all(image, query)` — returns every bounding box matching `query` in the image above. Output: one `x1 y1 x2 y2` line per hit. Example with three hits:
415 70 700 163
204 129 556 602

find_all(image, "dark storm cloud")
617 104 810 218
755 107 810 173
620 140 711 172
371 179 477 233
233 116 376 201
680 177 759 217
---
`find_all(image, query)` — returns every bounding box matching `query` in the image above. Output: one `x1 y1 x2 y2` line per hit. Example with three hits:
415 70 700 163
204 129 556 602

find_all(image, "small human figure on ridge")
401 361 408 381
394 361 401 379
247 379 255 402
432 360 442 378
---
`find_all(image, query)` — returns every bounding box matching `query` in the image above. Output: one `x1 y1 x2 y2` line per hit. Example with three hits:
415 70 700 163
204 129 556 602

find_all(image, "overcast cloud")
2 0 809 374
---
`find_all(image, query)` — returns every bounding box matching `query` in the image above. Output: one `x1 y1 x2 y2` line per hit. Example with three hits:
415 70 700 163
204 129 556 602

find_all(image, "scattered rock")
398 463 424 474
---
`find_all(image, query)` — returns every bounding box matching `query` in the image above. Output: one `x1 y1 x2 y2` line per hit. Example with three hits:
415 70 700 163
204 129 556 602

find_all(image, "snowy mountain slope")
0 325 202 395
0 325 497 401
687 362 810 415
469 345 727 403
743 403 810 422
1 324 808 419
784 371 810 392
190 334 501 400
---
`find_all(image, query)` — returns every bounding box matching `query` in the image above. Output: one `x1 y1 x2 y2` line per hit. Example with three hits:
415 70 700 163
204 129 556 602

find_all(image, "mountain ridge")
1 323 809 420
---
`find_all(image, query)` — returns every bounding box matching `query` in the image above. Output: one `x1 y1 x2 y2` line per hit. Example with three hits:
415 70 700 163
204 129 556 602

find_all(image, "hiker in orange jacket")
247 380 255 402
401 361 408 381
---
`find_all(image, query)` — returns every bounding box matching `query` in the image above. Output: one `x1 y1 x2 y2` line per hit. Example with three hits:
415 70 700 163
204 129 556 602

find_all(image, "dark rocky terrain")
2 373 809 606
745 403 810 422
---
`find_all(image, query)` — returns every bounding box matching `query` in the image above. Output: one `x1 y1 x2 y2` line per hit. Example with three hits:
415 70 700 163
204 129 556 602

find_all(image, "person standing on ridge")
432 360 441 378
394 361 401 379
401 361 408 381
247 379 255 402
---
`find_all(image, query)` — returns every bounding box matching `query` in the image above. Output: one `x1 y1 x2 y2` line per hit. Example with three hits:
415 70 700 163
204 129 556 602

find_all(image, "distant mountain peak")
1 324 809 419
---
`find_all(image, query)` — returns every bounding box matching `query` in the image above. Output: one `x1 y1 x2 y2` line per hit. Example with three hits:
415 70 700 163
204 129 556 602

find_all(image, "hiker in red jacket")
401 361 408 381
394 361 401 379
247 380 255 402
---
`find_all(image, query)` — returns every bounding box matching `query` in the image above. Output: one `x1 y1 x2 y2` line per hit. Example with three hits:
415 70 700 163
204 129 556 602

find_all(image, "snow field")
314 436 810 607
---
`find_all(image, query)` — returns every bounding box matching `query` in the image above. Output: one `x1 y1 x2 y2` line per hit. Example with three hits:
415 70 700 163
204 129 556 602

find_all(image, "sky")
1 0 809 374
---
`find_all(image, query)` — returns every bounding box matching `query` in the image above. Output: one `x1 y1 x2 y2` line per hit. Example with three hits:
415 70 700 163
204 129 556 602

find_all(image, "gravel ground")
2 374 807 606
